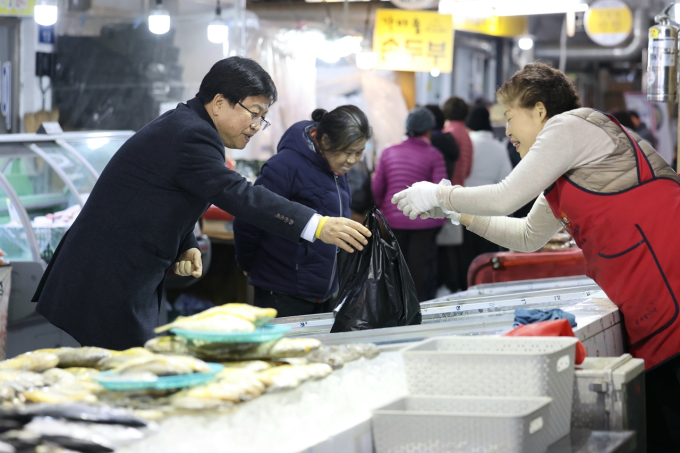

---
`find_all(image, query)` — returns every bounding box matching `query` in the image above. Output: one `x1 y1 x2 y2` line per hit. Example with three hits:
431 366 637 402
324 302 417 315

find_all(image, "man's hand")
318 217 372 253
174 248 202 278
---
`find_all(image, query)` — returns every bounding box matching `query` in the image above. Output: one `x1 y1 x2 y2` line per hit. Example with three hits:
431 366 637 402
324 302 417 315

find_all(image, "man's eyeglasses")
238 102 271 131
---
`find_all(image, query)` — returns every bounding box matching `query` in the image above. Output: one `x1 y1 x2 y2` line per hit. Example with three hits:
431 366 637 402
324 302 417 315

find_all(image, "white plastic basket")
401 336 577 445
372 395 552 453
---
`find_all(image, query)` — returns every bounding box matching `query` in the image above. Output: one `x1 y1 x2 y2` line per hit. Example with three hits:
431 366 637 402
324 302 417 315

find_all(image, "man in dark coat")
32 57 370 350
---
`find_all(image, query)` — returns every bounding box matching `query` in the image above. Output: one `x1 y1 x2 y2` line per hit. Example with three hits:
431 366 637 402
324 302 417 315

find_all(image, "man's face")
209 94 270 149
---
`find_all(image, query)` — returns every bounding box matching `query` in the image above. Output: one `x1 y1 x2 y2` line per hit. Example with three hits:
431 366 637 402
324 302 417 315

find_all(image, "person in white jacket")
458 106 512 279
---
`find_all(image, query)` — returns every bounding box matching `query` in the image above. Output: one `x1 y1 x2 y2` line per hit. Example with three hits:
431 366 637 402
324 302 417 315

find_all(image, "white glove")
420 207 462 225
392 181 441 220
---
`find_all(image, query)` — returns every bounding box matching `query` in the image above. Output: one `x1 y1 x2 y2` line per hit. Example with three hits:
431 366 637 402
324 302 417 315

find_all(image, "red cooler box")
467 249 587 287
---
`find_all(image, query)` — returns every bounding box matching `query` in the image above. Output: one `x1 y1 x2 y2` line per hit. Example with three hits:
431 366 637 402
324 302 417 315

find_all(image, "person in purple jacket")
373 107 447 300
234 106 372 317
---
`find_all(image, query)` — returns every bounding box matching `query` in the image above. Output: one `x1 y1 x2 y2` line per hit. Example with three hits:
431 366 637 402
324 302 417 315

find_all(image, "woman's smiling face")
504 102 548 158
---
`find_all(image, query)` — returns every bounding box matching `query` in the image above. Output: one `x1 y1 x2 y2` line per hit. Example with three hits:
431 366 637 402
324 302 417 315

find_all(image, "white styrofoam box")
372 396 552 453
401 337 577 445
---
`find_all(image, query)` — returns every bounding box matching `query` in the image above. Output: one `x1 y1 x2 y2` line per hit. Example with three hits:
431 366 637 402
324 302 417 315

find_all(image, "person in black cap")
373 107 447 300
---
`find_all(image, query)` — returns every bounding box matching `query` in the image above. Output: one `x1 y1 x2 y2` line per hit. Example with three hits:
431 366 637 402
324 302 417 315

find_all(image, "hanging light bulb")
34 0 58 26
208 0 229 44
149 0 170 35
430 68 441 77
518 37 534 50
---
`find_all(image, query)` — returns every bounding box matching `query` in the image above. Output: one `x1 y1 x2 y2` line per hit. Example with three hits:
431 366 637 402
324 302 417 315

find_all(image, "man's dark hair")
442 97 469 122
628 110 640 120
424 104 446 130
312 105 372 153
196 57 278 105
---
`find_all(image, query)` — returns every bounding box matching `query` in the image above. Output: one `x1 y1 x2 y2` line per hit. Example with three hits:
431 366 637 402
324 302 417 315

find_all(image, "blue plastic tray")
170 324 291 343
94 363 224 391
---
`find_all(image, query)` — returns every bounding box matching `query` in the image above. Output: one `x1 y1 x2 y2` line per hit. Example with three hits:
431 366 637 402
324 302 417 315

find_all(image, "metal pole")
28 144 85 207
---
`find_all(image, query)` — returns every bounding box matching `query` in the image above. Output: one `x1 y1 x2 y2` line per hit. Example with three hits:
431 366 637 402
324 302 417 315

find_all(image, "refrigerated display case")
0 131 212 333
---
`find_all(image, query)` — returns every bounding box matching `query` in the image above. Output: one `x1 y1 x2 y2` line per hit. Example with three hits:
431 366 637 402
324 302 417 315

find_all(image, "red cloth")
372 137 447 230
544 111 680 370
442 121 473 186
504 319 587 365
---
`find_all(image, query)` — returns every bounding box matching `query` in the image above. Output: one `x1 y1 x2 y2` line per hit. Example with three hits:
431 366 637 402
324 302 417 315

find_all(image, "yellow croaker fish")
23 386 98 404
111 355 211 377
154 303 276 334
97 348 154 370
0 352 59 372
52 347 112 368
256 364 333 393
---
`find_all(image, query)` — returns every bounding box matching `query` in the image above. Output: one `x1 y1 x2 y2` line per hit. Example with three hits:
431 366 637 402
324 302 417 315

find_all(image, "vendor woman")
32 57 371 351
393 63 680 451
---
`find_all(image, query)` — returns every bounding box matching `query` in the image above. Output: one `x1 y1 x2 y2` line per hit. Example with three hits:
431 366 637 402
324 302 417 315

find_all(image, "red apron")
544 112 680 370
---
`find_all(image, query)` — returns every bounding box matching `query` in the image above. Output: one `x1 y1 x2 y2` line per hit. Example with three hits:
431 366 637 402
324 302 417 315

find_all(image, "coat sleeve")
234 154 297 272
178 229 200 259
173 128 315 243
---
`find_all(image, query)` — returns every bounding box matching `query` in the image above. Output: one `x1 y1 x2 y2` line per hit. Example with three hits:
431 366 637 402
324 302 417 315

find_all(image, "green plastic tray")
170 324 291 343
94 363 224 391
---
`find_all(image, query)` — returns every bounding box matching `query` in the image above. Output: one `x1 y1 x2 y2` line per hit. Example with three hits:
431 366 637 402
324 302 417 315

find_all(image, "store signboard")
0 0 36 17
374 9 454 73
584 0 633 47
452 15 527 38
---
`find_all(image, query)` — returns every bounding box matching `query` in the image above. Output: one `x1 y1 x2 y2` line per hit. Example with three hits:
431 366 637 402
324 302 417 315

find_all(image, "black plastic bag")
331 207 422 332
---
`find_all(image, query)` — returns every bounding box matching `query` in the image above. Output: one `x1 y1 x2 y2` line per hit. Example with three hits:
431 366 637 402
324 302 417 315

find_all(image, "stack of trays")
372 336 578 453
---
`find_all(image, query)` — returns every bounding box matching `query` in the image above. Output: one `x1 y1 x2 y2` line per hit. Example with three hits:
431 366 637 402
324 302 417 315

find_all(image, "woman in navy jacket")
234 106 372 317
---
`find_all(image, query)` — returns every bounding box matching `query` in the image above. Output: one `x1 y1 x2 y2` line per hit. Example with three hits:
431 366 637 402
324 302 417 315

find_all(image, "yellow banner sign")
374 9 454 73
453 16 527 38
586 8 632 35
0 0 35 16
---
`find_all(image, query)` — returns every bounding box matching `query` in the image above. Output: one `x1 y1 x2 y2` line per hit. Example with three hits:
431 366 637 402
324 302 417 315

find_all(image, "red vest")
544 112 680 370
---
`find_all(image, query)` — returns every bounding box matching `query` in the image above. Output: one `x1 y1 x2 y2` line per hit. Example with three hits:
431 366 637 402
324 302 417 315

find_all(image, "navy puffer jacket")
233 121 351 300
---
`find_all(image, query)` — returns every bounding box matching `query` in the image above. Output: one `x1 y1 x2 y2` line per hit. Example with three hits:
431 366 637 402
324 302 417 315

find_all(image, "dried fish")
53 348 112 369
0 353 59 373
190 338 321 361
111 355 211 377
220 361 271 373
9 403 148 427
97 349 153 371
305 347 345 370
155 304 276 334
143 336 190 355
61 369 100 380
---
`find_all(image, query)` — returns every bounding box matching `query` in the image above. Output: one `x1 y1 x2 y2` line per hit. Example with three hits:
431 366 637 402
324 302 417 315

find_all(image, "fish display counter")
270 277 622 360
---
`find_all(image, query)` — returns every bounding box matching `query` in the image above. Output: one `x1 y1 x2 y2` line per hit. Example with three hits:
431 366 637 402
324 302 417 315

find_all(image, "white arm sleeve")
466 195 562 252
301 214 321 242
442 114 613 216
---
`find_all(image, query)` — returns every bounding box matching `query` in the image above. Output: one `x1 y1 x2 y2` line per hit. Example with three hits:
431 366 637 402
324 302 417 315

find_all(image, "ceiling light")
518 37 534 50
430 68 441 77
34 0 58 26
149 0 170 35
207 0 229 44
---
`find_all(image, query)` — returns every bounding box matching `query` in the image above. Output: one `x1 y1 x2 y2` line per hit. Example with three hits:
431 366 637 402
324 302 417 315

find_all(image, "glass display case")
0 131 134 262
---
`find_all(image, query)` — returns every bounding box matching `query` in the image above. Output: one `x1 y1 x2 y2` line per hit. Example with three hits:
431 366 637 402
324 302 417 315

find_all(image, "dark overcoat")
32 98 314 350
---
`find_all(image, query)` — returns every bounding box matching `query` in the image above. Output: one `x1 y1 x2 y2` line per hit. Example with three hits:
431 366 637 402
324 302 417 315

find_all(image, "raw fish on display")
97 349 154 371
52 348 112 369
143 337 190 355
0 353 59 373
154 303 276 334
110 355 211 377
189 338 321 361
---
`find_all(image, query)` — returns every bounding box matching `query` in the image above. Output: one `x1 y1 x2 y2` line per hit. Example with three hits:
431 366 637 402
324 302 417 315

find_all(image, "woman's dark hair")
611 110 636 130
442 97 469 122
424 104 446 130
496 62 581 118
467 107 493 132
196 57 277 105
312 105 372 153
